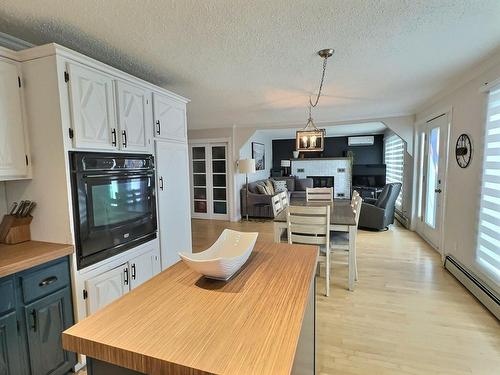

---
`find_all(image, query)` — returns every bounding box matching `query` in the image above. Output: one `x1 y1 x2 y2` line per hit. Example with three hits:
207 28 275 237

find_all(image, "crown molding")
0 32 34 51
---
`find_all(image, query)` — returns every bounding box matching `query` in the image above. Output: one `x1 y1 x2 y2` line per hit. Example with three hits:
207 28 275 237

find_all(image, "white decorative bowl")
179 229 258 280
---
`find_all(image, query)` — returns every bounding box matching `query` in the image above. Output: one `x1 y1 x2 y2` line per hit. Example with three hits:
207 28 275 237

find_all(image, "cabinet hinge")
25 155 28 166
18 76 21 87
69 128 74 139
83 289 88 300
64 71 69 82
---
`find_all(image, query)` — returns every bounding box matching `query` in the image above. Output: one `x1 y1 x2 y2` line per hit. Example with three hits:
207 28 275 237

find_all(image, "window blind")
384 134 405 212
477 85 500 281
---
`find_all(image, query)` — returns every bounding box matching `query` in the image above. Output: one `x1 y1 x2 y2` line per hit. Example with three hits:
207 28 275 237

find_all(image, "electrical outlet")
297 168 305 173
337 168 345 173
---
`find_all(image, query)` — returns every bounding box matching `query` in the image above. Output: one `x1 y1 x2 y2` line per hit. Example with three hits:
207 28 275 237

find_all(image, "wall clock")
455 133 472 168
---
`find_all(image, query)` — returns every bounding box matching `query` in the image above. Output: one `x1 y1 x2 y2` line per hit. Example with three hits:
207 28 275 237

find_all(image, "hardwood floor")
191 219 500 375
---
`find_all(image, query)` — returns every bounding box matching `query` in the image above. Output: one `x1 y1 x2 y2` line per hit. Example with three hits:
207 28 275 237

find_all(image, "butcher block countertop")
0 241 74 277
62 241 318 375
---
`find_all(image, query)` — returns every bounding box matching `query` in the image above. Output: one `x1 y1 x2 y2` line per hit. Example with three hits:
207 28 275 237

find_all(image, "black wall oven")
70 152 157 269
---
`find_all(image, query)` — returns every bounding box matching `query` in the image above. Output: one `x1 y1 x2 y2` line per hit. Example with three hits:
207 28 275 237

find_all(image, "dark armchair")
358 183 402 230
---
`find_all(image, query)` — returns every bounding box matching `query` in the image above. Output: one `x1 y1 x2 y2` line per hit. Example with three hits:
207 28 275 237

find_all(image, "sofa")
240 177 313 218
358 183 402 230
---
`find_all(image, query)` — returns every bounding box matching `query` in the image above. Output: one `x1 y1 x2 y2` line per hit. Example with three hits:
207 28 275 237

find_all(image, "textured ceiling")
1 0 500 129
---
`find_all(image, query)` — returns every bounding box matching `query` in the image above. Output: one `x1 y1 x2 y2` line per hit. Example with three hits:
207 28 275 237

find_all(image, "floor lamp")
238 159 256 221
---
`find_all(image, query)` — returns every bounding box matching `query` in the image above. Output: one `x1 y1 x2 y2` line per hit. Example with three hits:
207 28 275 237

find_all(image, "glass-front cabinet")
190 143 229 220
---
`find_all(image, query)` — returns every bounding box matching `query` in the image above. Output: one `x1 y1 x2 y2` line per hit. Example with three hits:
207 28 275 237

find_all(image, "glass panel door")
416 114 449 252
211 145 228 216
191 146 207 214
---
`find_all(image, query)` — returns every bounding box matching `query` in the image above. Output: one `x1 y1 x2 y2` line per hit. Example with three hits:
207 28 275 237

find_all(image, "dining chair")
329 195 362 291
280 191 289 210
287 205 331 296
306 187 333 202
271 194 283 217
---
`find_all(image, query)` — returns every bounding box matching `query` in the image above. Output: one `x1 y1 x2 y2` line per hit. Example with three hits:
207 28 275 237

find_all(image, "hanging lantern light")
296 48 334 153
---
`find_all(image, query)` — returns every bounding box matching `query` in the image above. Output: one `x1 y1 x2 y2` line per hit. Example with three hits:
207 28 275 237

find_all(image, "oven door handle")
82 173 154 179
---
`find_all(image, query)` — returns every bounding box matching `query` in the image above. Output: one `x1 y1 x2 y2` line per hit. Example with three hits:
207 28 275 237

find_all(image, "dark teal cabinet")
0 256 76 375
0 311 22 375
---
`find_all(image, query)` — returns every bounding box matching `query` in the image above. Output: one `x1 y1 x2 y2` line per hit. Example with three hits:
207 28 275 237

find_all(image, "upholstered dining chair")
306 187 333 202
287 205 331 296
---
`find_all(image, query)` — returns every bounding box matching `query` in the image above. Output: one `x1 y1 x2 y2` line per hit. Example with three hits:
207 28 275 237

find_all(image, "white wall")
415 51 500 293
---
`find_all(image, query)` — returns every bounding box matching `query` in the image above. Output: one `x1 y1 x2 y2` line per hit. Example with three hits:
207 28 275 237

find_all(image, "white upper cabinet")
115 81 152 152
0 57 29 180
66 62 117 150
153 93 187 142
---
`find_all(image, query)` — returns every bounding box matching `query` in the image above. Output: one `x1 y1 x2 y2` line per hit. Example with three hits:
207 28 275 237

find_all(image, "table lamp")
280 159 291 176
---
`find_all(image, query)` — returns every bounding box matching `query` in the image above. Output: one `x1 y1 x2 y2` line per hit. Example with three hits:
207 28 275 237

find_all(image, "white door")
0 57 29 179
85 264 130 315
190 143 229 220
416 113 450 251
66 63 117 150
153 93 187 142
156 140 192 269
129 248 161 289
115 81 151 152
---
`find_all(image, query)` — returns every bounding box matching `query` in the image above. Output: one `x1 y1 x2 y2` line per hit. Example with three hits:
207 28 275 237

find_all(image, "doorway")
416 112 450 252
189 142 229 220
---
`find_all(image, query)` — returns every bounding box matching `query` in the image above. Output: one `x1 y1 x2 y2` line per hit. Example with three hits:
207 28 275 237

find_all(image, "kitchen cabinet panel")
85 264 130 315
153 93 186 142
0 57 29 180
115 81 151 152
66 63 117 150
129 248 161 289
24 287 75 375
0 311 22 375
156 140 192 269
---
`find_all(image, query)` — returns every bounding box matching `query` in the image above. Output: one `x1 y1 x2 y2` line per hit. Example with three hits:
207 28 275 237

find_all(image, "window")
477 85 500 281
384 134 405 213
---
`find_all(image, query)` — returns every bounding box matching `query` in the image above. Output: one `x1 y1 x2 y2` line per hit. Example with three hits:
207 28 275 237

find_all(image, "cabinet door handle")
159 176 164 190
156 120 161 135
122 130 127 148
39 276 58 287
131 264 136 280
111 128 117 146
124 268 129 285
30 310 37 332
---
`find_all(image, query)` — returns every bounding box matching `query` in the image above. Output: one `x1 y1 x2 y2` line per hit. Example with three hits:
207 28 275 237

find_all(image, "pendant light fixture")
296 48 334 152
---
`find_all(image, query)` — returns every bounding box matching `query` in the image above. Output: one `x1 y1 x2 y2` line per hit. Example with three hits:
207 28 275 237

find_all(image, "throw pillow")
264 180 275 195
272 180 288 193
256 184 268 194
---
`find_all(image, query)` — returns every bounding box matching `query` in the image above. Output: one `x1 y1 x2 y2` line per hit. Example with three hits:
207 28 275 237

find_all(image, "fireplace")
308 176 334 188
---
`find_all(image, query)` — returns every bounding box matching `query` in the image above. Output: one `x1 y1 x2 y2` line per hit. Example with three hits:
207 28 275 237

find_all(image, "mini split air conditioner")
348 136 374 146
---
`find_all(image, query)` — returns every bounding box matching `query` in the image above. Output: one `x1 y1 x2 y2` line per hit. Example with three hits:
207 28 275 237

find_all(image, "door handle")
30 310 37 332
159 176 164 190
131 264 136 280
156 120 161 135
122 130 127 148
434 188 442 193
124 268 129 285
39 276 58 287
111 128 117 146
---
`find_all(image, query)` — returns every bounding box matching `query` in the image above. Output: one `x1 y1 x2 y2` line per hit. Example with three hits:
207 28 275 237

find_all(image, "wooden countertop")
0 241 74 278
63 241 318 375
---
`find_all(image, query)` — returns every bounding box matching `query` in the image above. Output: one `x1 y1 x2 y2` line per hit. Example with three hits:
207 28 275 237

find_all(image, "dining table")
273 199 358 290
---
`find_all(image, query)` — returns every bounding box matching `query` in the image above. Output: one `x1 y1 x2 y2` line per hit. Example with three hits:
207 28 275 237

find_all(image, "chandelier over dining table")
296 48 334 152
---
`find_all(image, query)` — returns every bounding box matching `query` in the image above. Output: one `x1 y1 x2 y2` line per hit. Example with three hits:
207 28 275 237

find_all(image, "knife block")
0 215 33 244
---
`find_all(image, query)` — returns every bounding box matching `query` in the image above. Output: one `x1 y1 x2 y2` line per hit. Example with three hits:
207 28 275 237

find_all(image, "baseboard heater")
444 255 499 319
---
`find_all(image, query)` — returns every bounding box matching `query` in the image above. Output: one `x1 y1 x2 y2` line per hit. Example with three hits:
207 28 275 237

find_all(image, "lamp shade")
238 159 256 173
280 160 291 167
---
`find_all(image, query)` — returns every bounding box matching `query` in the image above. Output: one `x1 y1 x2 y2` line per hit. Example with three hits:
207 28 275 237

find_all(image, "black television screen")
352 164 386 187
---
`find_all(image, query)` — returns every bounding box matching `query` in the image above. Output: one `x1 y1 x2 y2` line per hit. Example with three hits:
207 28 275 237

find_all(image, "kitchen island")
62 241 318 375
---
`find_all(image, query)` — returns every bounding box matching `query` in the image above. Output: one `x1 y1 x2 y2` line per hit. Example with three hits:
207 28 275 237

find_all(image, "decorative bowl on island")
179 229 258 280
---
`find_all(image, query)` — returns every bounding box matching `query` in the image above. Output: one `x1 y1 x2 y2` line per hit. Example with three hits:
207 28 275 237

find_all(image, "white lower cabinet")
85 263 129 315
84 247 160 315
156 140 193 269
129 250 161 289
